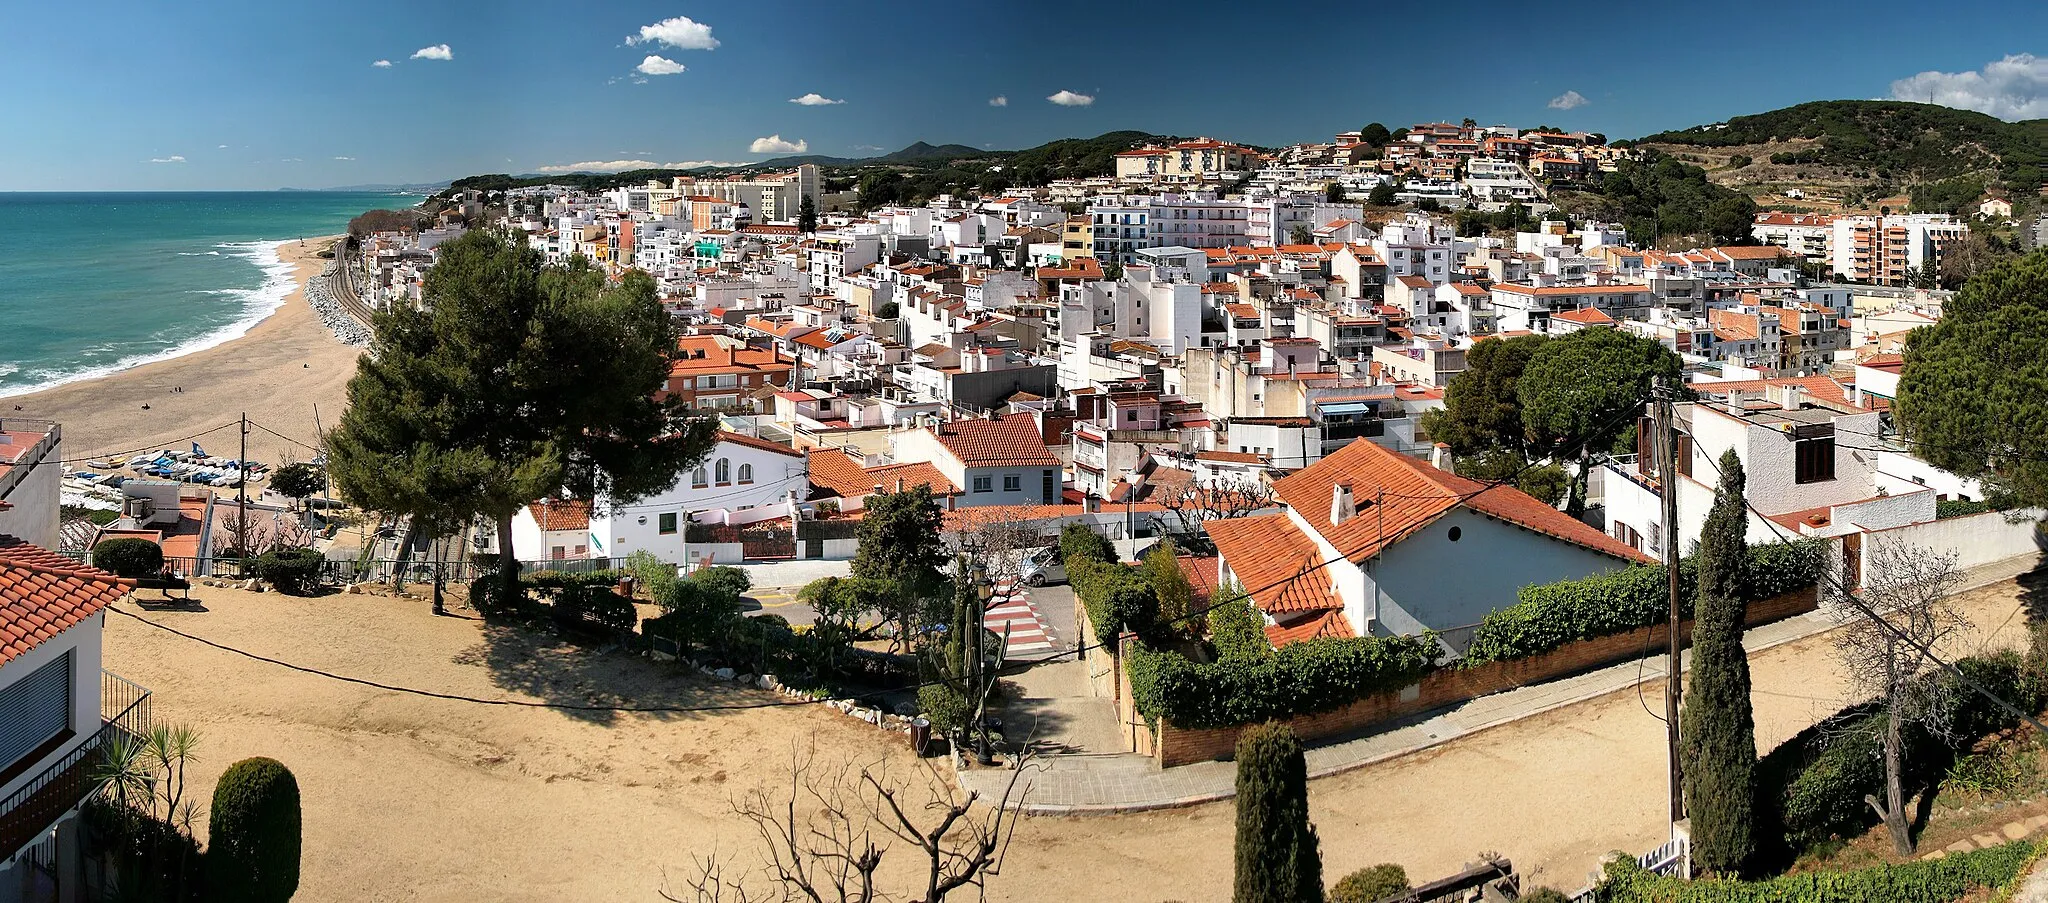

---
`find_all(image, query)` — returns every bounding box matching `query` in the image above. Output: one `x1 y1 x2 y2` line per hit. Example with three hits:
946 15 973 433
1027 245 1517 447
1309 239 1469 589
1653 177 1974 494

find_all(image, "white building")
887 416 1062 508
0 420 61 551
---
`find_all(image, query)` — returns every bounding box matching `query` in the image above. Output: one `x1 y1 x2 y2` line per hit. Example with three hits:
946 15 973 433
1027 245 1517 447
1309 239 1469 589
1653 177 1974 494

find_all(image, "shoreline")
3 234 361 467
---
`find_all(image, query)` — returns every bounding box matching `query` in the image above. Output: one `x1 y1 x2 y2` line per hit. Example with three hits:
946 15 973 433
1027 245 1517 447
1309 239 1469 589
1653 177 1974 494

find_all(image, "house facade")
0 421 60 552
889 416 1062 508
577 433 810 565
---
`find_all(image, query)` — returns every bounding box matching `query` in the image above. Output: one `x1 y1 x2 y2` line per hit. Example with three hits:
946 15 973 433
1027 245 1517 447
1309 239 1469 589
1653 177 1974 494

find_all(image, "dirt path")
100 577 2032 901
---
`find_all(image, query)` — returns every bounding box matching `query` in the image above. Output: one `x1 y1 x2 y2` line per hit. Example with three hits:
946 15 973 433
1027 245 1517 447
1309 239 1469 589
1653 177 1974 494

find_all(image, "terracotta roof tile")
1206 514 1338 615
717 431 805 459
1 535 132 668
529 498 591 533
933 417 1060 468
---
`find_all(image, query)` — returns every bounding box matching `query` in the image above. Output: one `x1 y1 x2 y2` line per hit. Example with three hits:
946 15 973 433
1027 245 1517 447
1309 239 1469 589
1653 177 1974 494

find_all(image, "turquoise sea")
0 191 402 397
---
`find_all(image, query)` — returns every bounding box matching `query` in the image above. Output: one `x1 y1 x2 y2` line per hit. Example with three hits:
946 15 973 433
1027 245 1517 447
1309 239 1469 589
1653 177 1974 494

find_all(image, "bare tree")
954 507 1051 586
662 745 1032 903
1156 479 1277 537
1829 537 1972 856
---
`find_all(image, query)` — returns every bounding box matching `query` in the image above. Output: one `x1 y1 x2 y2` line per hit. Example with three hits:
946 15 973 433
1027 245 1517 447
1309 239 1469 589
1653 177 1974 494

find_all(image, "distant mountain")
756 141 997 168
1633 100 2048 211
279 181 451 193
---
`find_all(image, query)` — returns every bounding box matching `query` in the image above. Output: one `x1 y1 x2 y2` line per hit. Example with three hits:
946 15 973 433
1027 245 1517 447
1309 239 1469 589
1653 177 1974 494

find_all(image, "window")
0 647 73 765
1004 475 1021 492
715 458 731 484
1795 436 1836 484
692 467 708 488
972 476 993 493
1125 410 1138 423
658 513 678 535
737 463 754 484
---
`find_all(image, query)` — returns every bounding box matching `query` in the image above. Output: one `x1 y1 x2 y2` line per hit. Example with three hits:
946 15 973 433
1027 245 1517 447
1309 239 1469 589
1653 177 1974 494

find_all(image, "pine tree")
1680 450 1758 875
1234 723 1322 903
797 194 819 234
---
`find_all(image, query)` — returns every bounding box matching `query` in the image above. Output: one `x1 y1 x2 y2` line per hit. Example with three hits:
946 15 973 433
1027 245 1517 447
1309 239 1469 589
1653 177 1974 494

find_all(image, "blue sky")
8 0 2048 190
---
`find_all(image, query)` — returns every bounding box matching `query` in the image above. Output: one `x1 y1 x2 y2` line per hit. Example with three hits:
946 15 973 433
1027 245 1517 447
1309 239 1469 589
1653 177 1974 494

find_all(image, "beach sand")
2 235 358 467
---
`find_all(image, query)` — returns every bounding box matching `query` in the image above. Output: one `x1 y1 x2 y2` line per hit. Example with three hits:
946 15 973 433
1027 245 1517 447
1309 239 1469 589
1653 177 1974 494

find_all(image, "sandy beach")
2 236 358 467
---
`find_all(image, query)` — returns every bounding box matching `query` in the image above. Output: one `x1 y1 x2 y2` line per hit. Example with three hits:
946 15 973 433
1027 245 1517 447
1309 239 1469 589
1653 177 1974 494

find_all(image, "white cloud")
411 44 452 61
217 144 228 149
281 158 302 163
749 135 808 154
665 160 746 169
536 159 658 173
334 156 355 161
789 93 844 106
626 16 719 50
372 59 392 68
1891 54 2048 119
1046 90 1093 107
988 95 1008 107
851 144 884 152
1548 90 1589 111
147 155 186 164
636 55 686 76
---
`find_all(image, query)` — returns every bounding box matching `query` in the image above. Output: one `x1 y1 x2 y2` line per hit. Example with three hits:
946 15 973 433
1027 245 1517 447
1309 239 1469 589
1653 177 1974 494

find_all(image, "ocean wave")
0 239 301 399
176 250 223 256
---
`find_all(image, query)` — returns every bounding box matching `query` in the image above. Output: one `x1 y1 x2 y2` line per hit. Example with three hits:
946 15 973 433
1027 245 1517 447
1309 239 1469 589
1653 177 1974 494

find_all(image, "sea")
0 191 405 398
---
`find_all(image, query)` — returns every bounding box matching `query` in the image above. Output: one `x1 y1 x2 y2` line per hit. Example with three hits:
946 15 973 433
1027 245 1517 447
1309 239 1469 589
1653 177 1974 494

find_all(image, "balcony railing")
0 670 152 860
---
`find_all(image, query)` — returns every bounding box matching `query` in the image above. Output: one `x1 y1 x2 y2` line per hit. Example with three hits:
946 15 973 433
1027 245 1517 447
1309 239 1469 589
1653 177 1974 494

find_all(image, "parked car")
1019 547 1066 586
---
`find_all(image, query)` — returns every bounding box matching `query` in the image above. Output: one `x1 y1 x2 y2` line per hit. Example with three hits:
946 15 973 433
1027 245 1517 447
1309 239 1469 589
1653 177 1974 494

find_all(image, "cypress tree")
207 757 302 903
1680 450 1758 875
1234 723 1322 903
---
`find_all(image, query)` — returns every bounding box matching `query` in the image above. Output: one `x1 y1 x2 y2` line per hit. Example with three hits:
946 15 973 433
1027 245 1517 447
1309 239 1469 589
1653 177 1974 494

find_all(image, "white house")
0 420 61 552
0 535 149 897
509 498 595 563
1205 438 1648 650
888 416 1063 508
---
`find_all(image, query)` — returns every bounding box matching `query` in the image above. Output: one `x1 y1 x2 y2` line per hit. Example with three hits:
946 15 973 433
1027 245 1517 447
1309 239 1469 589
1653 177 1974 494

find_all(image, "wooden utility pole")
1655 376 1685 827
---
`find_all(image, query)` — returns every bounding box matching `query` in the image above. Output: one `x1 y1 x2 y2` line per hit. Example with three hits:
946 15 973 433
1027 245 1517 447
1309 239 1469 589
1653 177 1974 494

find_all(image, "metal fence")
0 671 152 860
1569 836 1689 901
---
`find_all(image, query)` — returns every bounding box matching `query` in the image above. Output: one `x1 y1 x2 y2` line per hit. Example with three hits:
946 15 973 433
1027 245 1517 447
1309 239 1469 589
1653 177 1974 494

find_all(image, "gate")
740 524 795 559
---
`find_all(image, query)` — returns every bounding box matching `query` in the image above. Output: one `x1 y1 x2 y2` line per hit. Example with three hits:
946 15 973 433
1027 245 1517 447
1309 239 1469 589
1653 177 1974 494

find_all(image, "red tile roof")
1265 609 1356 646
1206 514 1338 615
1 535 131 668
529 498 591 533
718 431 804 459
933 417 1060 468
805 449 870 497
1552 307 1616 326
865 462 959 497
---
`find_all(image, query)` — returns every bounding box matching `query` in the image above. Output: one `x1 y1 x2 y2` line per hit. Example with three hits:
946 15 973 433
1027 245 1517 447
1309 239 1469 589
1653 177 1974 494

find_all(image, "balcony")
0 671 152 860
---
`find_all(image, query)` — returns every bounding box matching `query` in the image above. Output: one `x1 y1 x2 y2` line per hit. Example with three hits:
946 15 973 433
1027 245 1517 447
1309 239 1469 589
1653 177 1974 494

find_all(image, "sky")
10 0 2048 190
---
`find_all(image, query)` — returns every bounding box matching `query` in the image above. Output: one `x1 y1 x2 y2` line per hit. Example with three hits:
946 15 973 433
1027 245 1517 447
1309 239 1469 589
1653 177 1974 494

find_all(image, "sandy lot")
102 577 2033 902
4 237 358 466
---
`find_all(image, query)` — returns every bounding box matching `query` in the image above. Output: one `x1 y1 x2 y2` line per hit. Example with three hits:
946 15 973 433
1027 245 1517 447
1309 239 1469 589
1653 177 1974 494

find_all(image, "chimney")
1330 482 1355 526
894 477 905 493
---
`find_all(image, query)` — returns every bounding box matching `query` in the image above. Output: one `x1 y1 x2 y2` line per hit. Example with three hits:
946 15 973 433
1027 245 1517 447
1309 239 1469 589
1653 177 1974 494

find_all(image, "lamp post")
969 555 996 766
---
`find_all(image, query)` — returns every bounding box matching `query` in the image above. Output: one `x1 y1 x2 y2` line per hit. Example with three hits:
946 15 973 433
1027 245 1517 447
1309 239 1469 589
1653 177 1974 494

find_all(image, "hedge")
1461 541 1824 666
207 757 302 903
1070 558 1156 644
1759 652 2046 853
1597 838 2036 903
252 548 325 596
1126 633 1439 729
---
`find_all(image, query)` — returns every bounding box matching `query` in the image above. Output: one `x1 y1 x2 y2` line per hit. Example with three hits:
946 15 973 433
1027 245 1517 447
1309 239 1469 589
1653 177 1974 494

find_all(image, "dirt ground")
100 577 2033 902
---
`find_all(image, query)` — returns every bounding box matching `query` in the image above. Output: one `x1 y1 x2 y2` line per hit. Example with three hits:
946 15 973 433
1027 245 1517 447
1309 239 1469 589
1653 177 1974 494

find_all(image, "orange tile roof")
1269 437 1650 564
1206 513 1337 615
865 461 959 496
1265 609 1356 646
1178 555 1220 606
1552 307 1615 325
805 449 871 497
1 535 132 667
718 431 804 459
934 417 1060 468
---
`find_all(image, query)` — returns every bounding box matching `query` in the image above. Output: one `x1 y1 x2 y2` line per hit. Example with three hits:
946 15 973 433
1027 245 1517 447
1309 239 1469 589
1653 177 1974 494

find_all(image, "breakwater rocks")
309 262 373 346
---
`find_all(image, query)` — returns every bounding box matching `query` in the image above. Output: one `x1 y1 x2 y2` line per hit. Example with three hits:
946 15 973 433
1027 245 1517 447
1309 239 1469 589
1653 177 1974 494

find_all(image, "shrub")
690 565 752 602
1234 723 1320 903
917 683 970 734
1328 864 1409 903
1461 542 1824 666
1129 634 1438 728
1070 558 1157 643
1059 522 1116 567
1597 837 2035 903
624 550 680 601
207 757 301 903
1517 889 1570 903
251 548 325 596
94 538 165 578
1207 585 1271 663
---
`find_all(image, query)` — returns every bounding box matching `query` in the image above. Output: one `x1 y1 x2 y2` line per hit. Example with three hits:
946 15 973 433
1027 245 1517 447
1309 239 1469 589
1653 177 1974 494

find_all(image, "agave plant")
92 724 205 901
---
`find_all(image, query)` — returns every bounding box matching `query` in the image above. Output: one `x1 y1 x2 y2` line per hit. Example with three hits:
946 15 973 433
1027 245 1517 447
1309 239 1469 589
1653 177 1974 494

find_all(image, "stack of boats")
121 450 270 488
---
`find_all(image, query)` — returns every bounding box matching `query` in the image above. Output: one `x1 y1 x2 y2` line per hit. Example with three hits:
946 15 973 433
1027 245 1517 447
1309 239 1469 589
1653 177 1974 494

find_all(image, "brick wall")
1078 603 1159 755
1149 585 1818 767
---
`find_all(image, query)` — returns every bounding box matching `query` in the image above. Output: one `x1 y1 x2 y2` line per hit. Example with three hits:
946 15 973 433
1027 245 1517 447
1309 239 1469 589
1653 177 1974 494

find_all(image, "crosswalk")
984 581 1058 660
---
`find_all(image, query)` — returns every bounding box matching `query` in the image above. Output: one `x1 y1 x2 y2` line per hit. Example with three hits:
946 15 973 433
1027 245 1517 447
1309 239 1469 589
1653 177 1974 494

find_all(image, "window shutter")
0 652 73 771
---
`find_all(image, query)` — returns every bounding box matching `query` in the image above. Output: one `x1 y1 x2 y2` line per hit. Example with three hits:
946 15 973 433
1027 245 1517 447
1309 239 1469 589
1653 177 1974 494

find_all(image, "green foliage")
624 550 680 602
1597 837 2036 903
325 230 715 599
1234 723 1322 903
1367 181 1399 207
268 462 324 502
917 682 970 734
644 566 752 643
874 300 900 319
1896 251 2048 510
1208 584 1272 663
1421 333 1550 458
1070 558 1158 644
1142 541 1197 632
1060 522 1117 567
1642 100 2048 196
1359 123 1392 146
1327 864 1409 903
1910 176 1987 216
1583 149 1757 245
1324 182 1346 203
852 486 949 643
1129 634 1438 728
207 757 301 903
1518 889 1571 903
1759 652 2045 854
1682 451 1759 875
797 194 818 234
1519 322 1681 463
94 538 165 578
251 548 325 596
1456 450 1568 506
522 570 638 632
1461 542 1825 666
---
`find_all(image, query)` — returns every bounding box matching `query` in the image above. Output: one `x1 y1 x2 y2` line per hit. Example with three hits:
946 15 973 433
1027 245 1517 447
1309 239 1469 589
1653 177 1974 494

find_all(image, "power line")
45 422 245 467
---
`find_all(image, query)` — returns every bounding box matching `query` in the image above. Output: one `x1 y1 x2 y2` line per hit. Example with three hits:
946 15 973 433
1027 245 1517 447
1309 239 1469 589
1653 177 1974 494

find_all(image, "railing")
0 670 152 860
1568 836 1689 901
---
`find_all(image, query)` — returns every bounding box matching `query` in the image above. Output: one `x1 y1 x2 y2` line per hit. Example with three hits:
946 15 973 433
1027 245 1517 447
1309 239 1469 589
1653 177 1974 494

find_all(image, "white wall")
1374 509 1633 636
1857 512 2044 587
1876 450 1990 502
0 432 61 551
0 615 102 801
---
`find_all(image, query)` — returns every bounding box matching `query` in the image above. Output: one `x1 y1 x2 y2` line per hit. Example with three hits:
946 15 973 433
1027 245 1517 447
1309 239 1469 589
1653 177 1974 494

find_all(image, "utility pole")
1655 376 1685 829
238 412 251 577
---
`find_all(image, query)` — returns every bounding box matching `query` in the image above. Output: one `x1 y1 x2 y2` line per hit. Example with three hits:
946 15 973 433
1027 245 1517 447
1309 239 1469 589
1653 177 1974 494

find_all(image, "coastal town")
7 42 2048 903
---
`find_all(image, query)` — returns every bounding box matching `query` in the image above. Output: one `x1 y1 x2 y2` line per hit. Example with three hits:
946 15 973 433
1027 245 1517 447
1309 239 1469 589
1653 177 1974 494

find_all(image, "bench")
134 572 193 603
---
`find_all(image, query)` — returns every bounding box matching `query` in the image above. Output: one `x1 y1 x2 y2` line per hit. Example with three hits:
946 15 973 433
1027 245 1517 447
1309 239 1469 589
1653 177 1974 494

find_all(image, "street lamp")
968 556 996 766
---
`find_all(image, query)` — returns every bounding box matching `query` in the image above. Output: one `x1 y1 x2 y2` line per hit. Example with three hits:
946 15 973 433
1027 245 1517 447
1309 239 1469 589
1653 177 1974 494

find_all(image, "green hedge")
1461 541 1824 666
252 548 325 596
1070 558 1156 644
1126 633 1439 729
1760 652 2046 853
1597 838 2036 903
93 538 164 578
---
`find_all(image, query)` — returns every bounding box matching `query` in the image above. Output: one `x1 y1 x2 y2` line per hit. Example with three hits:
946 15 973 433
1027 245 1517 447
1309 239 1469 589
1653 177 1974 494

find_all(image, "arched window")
691 467 708 488
737 463 754 484
715 458 731 484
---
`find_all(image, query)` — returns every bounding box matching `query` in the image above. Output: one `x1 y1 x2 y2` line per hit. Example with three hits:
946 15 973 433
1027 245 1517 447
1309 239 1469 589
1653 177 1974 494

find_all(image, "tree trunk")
430 534 447 615
1879 713 1915 856
497 514 518 598
1565 449 1591 519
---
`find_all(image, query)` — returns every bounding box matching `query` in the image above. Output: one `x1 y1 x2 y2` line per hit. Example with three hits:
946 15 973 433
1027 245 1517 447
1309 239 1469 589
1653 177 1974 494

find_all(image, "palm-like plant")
92 724 203 900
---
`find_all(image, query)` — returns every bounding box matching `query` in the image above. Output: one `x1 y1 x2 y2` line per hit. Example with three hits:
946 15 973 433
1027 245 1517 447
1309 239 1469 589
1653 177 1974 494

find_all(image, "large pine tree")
1679 450 1759 875
1234 723 1322 903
